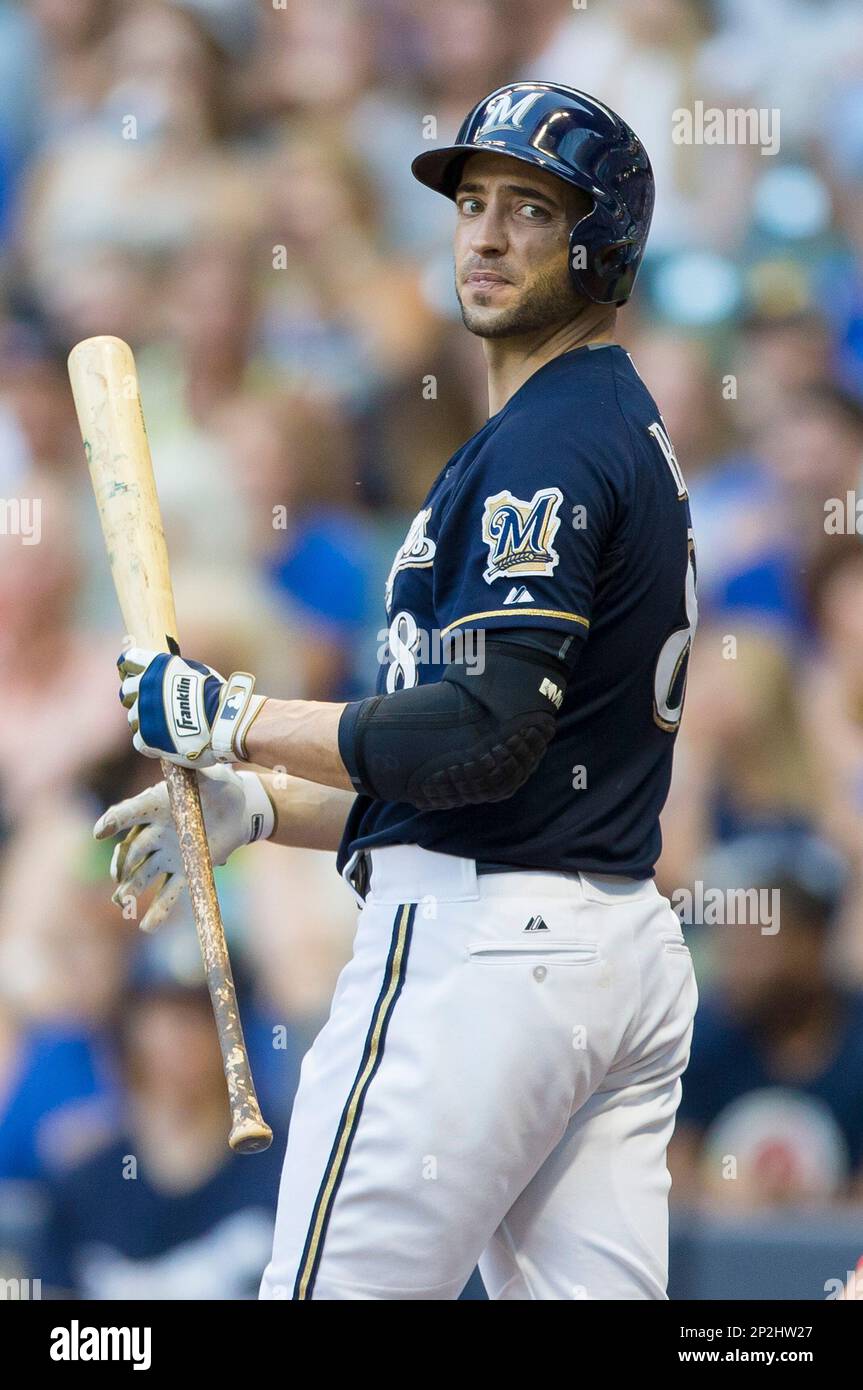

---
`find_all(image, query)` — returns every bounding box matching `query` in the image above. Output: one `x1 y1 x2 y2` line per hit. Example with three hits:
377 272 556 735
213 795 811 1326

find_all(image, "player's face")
453 153 590 338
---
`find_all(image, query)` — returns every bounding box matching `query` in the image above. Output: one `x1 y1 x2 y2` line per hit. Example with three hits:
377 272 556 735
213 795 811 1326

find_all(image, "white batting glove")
93 765 275 932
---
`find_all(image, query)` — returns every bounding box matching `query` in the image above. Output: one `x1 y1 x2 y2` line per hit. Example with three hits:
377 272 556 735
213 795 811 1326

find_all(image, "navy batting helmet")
411 82 654 307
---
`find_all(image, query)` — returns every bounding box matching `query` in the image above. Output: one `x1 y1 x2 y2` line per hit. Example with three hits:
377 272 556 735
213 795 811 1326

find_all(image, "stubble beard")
457 262 582 339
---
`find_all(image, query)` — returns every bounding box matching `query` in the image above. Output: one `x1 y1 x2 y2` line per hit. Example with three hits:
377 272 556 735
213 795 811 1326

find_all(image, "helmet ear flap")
567 204 594 299
568 217 609 304
569 216 641 305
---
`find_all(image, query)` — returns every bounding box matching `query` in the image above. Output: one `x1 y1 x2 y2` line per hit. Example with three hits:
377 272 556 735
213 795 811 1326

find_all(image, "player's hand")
93 765 275 932
117 647 266 767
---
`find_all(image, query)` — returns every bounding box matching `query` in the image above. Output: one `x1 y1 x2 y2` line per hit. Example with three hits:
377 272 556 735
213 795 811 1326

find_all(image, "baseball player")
97 82 698 1300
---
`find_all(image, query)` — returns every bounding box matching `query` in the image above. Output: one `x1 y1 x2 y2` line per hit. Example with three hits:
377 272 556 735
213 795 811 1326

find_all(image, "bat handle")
162 760 273 1154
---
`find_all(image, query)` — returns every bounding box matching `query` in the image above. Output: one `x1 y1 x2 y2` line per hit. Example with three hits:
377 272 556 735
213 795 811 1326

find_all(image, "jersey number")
653 530 697 732
386 611 420 691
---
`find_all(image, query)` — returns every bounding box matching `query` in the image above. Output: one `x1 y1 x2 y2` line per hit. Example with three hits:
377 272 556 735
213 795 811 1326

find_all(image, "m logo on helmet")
477 89 543 138
481 487 563 583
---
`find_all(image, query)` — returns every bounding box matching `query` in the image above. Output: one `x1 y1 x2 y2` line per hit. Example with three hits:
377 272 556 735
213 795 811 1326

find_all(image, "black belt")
346 850 519 903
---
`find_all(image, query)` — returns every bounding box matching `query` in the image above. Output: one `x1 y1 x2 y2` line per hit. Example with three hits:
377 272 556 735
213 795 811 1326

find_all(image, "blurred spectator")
0 800 124 1131
35 962 282 1298
0 797 123 1278
658 621 815 892
243 0 370 123
626 328 731 478
670 831 863 1207
800 540 863 977
25 0 117 137
0 481 126 819
702 0 863 148
351 0 516 255
525 0 754 254
689 382 863 637
729 312 835 438
19 1 258 342
259 119 437 404
210 389 372 699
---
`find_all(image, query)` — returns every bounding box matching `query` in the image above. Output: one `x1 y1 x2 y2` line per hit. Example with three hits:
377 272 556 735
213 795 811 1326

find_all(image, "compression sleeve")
338 630 579 810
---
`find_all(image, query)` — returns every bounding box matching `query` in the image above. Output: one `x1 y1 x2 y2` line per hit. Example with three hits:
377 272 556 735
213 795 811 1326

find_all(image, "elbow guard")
338 638 570 810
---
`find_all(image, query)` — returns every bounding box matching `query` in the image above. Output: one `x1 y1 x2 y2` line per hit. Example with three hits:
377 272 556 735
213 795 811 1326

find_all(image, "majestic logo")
477 89 543 138
385 507 436 612
524 915 549 932
503 584 534 604
481 486 563 583
172 673 200 733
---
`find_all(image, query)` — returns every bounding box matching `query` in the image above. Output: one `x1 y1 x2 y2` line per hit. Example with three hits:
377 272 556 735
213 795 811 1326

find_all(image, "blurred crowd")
1 0 863 1299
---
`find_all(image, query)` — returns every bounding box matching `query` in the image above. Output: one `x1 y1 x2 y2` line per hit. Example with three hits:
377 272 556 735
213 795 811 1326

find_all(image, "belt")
347 850 494 904
342 845 481 907
343 845 618 907
342 845 646 908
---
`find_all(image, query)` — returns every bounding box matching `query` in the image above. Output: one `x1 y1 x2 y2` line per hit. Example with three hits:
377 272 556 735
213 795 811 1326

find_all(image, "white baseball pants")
259 845 697 1301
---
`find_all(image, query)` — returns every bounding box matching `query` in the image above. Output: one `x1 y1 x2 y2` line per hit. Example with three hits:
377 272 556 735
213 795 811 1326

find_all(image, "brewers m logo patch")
481 486 563 584
385 507 436 612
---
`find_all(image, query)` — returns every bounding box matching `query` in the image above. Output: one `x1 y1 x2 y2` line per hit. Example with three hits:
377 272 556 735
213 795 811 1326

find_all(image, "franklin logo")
50 1321 151 1371
385 507 436 612
481 486 563 583
477 89 543 138
172 672 200 733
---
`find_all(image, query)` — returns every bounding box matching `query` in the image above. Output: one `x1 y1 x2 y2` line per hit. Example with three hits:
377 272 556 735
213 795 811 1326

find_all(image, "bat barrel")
67 335 179 649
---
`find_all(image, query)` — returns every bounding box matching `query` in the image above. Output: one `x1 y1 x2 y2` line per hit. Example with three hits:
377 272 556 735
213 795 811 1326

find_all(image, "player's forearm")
245 698 353 793
254 772 356 852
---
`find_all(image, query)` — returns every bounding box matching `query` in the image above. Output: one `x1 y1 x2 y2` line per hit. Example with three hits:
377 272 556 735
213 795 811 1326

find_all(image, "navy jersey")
338 344 696 879
36 1133 284 1298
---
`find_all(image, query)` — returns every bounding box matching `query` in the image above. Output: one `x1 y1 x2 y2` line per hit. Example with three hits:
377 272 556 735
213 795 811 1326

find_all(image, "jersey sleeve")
433 417 626 642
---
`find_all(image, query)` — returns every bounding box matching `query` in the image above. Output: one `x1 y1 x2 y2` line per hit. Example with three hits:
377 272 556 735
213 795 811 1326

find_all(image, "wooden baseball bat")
68 335 272 1155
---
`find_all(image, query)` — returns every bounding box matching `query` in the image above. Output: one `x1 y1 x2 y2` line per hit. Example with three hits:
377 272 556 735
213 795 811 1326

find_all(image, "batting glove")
94 765 275 932
118 646 267 767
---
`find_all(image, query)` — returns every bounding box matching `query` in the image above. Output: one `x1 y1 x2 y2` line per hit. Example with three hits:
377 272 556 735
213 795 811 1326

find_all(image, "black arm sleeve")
338 629 579 811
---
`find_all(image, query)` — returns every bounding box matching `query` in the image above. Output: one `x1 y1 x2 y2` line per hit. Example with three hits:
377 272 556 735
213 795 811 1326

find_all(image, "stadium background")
1 0 862 1301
